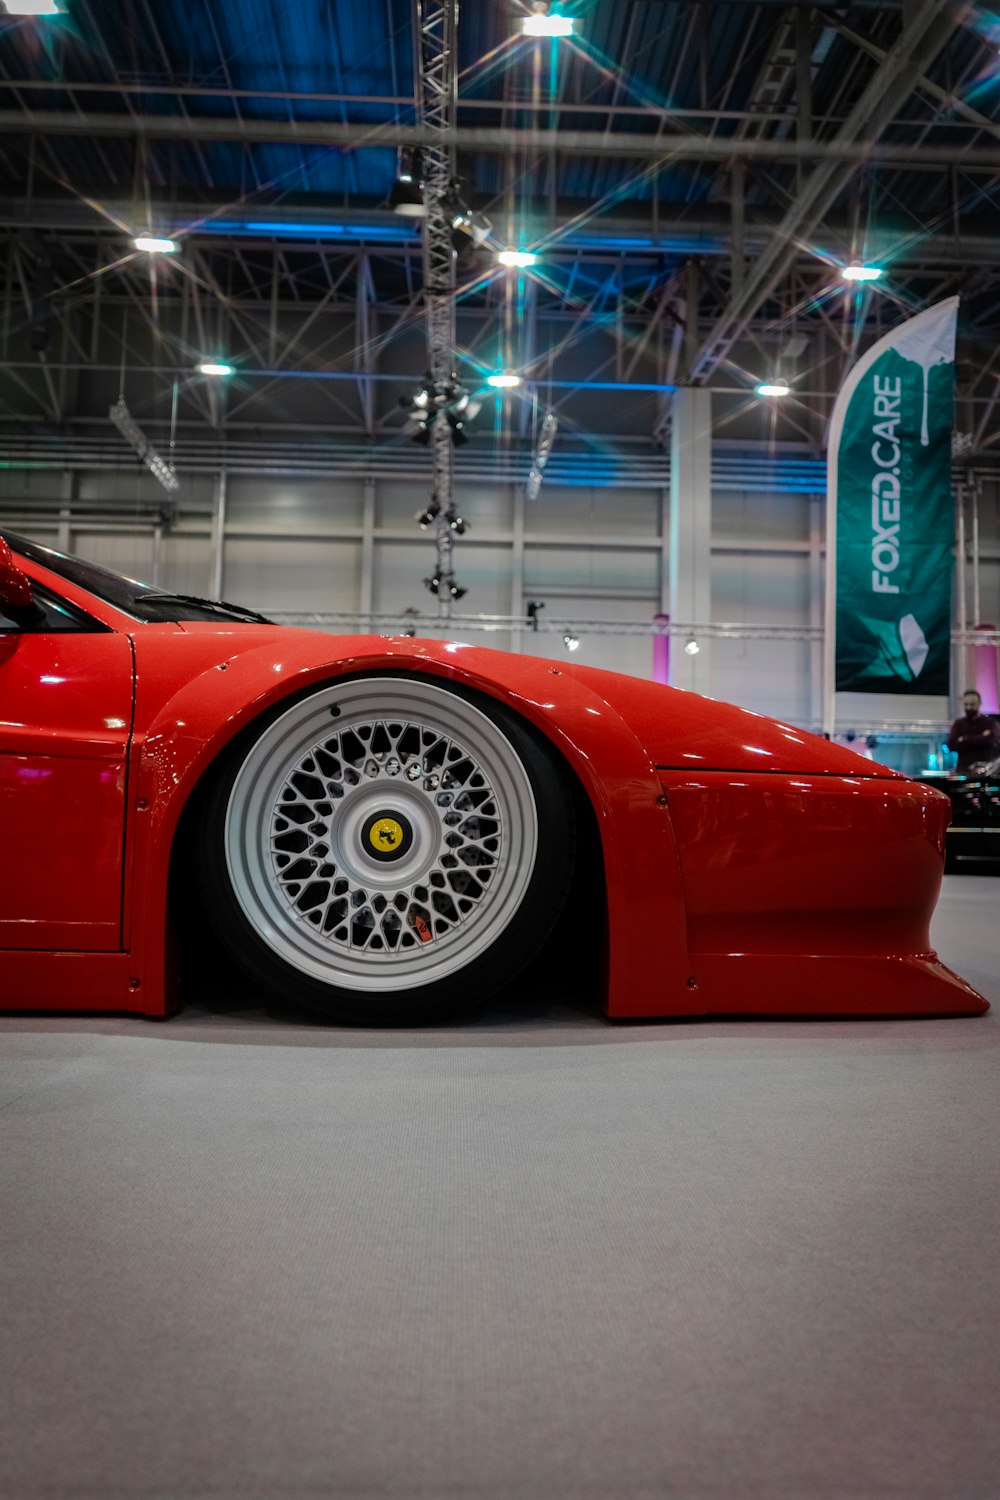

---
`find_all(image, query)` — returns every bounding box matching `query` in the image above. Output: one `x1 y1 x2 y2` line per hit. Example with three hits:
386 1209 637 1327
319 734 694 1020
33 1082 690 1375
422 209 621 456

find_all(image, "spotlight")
520 8 575 37
563 631 580 652
197 361 234 377
389 160 426 217
416 498 441 529
498 249 537 269
453 209 493 247
133 235 178 254
448 583 467 601
425 574 441 596
445 412 469 446
526 600 545 631
755 381 790 398
447 509 467 535
683 635 700 656
396 146 421 185
842 263 883 282
488 372 521 389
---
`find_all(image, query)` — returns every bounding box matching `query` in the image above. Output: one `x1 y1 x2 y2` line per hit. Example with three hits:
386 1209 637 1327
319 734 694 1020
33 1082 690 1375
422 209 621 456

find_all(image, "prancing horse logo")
379 828 398 846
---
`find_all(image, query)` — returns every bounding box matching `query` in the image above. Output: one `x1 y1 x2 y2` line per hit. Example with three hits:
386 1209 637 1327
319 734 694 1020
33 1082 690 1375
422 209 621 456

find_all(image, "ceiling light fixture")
842 263 883 282
520 9 575 37
132 235 178 254
488 372 521 389
1 0 61 14
497 249 537 268
197 361 234 377
683 635 700 656
563 631 580 652
756 381 790 398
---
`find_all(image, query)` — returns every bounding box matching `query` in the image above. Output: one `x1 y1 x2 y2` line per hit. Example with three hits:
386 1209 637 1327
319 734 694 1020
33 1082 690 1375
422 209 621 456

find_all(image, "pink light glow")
973 624 999 714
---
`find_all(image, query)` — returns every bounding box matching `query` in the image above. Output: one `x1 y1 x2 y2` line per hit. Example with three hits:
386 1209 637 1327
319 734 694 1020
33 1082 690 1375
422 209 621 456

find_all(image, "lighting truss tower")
416 0 460 617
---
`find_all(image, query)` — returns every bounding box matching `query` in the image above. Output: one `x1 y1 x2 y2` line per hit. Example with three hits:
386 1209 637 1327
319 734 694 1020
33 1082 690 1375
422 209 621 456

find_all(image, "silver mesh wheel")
224 678 539 993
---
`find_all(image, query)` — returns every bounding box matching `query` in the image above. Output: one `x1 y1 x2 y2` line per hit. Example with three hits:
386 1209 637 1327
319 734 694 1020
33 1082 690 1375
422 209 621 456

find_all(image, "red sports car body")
0 531 988 1022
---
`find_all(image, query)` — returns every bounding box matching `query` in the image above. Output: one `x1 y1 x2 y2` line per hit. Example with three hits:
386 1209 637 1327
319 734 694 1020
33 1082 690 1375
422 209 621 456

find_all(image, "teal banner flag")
827 297 957 696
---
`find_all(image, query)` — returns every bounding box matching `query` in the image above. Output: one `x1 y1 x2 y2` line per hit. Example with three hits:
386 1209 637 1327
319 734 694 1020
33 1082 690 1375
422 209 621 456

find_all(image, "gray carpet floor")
2 875 999 1500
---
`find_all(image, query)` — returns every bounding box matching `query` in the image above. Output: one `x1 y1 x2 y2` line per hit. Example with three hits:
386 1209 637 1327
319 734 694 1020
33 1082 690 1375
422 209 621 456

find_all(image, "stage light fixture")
842 263 883 282
497 249 537 268
453 209 493 247
756 381 790 397
133 235 178 254
684 635 700 656
447 510 467 535
197 361 234 377
390 153 427 217
563 632 580 652
488 372 521 389
396 146 422 185
416 498 441 529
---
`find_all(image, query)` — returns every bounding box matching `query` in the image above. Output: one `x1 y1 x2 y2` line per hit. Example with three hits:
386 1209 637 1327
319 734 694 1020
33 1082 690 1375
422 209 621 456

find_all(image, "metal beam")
2 110 999 168
4 198 1000 268
687 0 967 385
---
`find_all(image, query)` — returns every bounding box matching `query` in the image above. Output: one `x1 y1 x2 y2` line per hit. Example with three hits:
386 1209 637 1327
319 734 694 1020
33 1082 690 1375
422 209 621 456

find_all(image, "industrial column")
669 387 713 693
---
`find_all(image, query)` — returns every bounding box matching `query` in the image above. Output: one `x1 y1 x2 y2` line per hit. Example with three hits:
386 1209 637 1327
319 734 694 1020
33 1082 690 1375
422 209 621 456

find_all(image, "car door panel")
0 630 133 951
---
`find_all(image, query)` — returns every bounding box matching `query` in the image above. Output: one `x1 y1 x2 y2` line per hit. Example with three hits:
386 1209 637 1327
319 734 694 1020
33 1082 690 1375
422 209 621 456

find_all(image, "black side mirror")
0 538 45 627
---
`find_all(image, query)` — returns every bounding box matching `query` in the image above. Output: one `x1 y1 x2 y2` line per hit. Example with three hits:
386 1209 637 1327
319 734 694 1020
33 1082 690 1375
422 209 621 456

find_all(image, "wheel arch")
130 644 692 1018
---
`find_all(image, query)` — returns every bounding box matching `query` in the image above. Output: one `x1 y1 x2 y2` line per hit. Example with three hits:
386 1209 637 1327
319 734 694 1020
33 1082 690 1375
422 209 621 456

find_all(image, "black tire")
196 674 576 1024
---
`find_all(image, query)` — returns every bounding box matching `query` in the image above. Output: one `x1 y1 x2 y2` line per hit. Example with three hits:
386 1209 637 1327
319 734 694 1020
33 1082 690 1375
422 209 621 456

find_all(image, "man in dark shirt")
947 689 997 774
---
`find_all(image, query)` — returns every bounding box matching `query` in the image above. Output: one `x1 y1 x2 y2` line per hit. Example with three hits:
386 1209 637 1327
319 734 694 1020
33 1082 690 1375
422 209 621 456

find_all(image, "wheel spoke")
267 712 504 956
225 679 539 993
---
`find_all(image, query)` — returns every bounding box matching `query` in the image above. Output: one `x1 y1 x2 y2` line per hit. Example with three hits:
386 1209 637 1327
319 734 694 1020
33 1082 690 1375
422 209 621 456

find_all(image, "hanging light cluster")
416 494 469 601
400 373 481 447
416 496 468 535
391 157 494 254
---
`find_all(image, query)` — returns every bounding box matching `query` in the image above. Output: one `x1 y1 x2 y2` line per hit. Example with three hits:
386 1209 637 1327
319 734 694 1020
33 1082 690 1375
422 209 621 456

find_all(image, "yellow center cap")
369 816 404 852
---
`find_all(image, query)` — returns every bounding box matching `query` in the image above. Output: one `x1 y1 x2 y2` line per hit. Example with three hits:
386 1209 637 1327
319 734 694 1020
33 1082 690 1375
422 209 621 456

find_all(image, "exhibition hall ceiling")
0 0 998 460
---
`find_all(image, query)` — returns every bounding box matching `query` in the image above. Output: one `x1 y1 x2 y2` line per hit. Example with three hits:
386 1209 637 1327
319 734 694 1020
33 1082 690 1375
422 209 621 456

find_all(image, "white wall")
4 465 999 730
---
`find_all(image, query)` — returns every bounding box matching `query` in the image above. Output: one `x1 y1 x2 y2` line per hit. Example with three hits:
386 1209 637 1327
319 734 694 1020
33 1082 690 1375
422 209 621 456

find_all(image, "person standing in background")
947 689 998 773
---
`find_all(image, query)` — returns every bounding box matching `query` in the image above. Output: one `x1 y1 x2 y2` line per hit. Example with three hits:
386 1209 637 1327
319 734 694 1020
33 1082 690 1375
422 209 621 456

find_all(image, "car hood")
560 662 901 778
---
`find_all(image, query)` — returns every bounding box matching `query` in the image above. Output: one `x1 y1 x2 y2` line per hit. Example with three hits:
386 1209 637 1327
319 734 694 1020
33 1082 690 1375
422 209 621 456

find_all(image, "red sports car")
0 530 987 1023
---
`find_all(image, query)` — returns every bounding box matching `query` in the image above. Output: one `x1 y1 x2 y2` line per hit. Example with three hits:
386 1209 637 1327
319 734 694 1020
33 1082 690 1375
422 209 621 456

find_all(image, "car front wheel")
198 675 576 1023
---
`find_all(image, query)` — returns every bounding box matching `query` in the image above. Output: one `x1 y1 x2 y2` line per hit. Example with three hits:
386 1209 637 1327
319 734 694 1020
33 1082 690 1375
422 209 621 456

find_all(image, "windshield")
0 529 271 624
